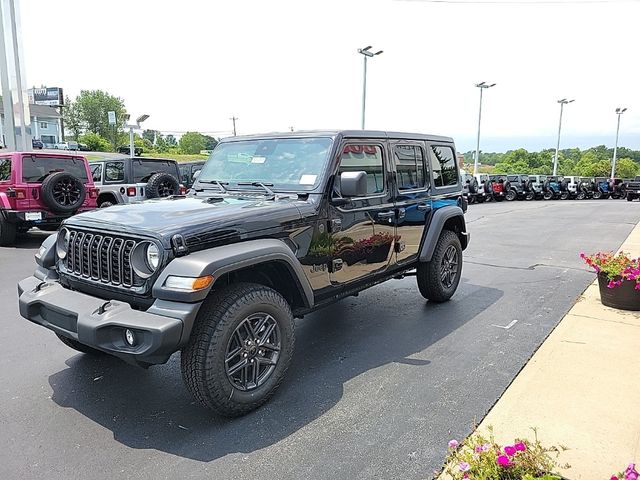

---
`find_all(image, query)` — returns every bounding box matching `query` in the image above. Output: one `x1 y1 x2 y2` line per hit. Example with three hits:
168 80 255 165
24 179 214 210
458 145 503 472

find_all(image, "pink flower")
459 462 470 472
612 476 620 480
514 441 526 452
625 464 639 480
504 445 517 456
448 439 459 449
474 443 490 453
497 455 512 467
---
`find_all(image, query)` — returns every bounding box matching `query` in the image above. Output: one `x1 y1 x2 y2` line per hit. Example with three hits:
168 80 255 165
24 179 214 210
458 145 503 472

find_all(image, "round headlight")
56 228 70 259
146 243 160 270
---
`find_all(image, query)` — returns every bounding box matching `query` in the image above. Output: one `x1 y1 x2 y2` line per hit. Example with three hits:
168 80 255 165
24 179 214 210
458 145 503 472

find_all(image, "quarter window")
0 158 10 181
394 145 426 191
337 144 385 195
430 146 458 187
91 164 102 182
104 162 124 182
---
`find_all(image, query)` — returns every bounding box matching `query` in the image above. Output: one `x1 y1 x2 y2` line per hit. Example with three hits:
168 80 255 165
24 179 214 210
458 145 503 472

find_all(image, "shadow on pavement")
12 229 53 249
48 280 502 462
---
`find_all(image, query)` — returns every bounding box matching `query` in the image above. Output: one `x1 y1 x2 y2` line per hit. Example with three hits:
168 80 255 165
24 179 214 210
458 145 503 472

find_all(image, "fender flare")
152 239 314 307
0 192 11 210
97 190 124 204
419 205 468 263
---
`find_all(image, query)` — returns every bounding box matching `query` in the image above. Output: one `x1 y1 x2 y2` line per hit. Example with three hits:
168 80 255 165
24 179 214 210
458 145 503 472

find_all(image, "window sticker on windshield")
251 156 266 164
299 174 317 185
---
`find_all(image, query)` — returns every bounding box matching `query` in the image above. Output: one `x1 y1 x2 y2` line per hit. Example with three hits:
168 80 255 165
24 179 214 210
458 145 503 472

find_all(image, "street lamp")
125 113 149 158
552 98 574 176
358 45 383 130
611 107 627 178
474 82 496 176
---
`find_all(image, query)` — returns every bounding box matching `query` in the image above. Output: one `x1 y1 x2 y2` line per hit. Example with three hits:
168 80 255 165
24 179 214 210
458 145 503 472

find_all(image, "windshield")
132 159 179 183
197 137 333 191
22 156 88 183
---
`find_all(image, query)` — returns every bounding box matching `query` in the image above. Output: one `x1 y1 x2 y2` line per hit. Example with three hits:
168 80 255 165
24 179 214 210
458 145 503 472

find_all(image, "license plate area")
25 212 42 221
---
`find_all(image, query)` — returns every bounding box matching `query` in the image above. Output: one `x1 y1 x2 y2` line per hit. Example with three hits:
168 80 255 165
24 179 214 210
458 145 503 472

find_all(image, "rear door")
390 141 430 266
0 156 14 210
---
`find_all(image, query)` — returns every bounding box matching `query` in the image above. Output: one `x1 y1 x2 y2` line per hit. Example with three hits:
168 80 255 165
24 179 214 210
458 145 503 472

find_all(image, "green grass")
84 154 105 161
141 152 208 162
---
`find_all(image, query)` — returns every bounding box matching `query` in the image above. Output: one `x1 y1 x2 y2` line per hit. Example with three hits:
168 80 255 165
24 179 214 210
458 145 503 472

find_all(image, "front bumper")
18 275 198 366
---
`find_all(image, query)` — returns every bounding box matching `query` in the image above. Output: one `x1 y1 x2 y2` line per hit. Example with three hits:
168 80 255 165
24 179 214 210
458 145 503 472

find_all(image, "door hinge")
394 241 406 253
329 218 342 233
330 258 343 273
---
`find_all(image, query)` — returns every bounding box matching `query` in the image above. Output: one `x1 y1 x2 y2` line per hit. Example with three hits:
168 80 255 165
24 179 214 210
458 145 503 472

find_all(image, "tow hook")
96 301 112 315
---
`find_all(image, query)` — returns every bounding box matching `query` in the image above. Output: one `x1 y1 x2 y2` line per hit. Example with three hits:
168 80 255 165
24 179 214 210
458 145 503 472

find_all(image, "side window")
0 158 10 181
104 162 124 182
337 144 385 195
91 164 102 182
394 145 427 191
430 145 458 187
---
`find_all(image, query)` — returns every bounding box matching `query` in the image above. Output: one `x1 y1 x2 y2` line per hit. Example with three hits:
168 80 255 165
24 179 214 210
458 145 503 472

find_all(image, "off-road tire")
56 333 104 355
576 191 586 200
41 172 86 214
627 194 634 202
417 230 462 303
543 191 554 200
468 195 476 205
0 216 17 246
560 191 569 200
99 201 114 208
505 189 517 201
468 178 478 194
146 172 180 199
593 191 602 200
181 283 295 417
525 191 535 201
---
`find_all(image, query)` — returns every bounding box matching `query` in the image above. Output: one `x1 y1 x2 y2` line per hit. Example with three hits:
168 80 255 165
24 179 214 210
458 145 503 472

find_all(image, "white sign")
107 111 116 125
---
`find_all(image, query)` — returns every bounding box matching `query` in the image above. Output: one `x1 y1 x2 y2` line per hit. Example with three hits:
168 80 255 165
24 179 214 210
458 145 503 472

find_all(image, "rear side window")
91 164 102 182
105 162 124 182
0 158 10 181
430 146 458 187
132 160 178 183
22 156 88 182
338 144 385 195
394 145 427 191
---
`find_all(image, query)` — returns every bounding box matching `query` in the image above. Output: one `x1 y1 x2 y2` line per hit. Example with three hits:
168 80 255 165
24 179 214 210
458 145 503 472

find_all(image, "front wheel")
560 191 569 200
417 230 462 303
593 191 602 199
525 191 535 201
181 283 295 417
543 191 554 200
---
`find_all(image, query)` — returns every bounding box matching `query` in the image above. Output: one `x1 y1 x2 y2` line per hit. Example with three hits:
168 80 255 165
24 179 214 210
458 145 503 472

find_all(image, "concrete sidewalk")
449 224 640 479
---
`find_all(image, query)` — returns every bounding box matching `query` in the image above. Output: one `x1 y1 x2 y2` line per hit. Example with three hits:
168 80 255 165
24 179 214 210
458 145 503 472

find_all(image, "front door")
390 141 431 265
328 141 395 286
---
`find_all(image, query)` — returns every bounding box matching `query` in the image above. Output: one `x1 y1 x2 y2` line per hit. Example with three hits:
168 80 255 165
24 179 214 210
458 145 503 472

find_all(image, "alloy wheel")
52 178 82 206
440 245 459 289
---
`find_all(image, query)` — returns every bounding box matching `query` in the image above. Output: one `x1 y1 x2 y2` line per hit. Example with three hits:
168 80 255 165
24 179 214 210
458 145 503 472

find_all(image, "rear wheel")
468 195 476 205
417 230 462 303
0 217 17 246
543 191 553 200
576 191 586 200
593 191 602 199
505 189 517 201
56 334 104 355
560 191 569 200
99 201 114 208
525 191 535 201
181 283 295 417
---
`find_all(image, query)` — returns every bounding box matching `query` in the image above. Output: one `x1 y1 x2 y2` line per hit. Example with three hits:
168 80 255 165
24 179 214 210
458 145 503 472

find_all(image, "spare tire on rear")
146 172 180 199
41 171 86 214
468 178 478 194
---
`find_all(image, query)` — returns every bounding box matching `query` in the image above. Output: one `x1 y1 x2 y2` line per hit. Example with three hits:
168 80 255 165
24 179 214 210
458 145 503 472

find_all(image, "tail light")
179 185 187 195
14 188 27 199
127 186 137 196
88 187 99 199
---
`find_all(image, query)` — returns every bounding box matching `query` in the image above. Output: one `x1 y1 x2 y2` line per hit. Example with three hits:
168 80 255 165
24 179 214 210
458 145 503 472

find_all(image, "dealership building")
0 87 63 148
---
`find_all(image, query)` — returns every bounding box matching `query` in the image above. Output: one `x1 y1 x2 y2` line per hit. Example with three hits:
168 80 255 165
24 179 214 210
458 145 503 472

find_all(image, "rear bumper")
18 275 200 366
2 208 95 224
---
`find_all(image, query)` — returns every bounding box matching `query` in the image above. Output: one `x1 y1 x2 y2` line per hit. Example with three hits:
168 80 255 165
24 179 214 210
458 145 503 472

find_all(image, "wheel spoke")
258 321 276 345
228 358 248 375
261 342 280 352
252 359 260 384
256 355 276 366
225 346 242 363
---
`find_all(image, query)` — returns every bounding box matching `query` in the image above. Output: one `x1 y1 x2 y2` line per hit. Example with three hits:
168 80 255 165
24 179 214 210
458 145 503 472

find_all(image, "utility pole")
553 98 574 176
230 116 238 136
611 107 627 178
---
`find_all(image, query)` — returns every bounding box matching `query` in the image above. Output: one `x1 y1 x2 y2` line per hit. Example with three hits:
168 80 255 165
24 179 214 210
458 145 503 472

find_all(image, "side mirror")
340 171 368 197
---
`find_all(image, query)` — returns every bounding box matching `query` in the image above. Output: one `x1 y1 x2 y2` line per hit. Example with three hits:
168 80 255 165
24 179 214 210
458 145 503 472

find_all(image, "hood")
66 194 304 247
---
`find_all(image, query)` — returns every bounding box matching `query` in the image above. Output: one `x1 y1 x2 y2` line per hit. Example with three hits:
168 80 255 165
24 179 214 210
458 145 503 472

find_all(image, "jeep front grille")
65 230 143 288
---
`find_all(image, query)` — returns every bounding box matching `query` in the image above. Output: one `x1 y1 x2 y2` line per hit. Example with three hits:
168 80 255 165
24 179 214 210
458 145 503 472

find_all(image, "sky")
17 0 640 152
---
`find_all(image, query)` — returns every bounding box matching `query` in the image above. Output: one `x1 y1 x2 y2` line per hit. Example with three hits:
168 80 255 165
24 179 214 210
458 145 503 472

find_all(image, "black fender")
152 239 314 308
419 205 469 263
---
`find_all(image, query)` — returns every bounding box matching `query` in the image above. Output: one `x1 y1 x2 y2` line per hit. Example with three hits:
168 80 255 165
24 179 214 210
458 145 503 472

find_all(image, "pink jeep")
0 152 98 246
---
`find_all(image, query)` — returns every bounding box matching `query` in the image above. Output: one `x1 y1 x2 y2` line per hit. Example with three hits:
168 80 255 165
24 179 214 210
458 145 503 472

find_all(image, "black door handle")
377 211 395 220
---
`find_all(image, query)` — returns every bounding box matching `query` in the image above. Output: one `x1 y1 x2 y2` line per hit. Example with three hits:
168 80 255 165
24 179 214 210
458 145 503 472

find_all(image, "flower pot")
597 272 640 311
365 243 391 264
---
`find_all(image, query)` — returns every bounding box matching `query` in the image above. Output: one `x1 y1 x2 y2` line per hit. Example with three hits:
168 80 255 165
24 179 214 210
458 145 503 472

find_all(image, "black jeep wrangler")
18 131 469 417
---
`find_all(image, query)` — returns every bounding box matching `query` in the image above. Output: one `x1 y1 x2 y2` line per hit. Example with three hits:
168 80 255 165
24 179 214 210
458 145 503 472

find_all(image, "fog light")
124 329 136 346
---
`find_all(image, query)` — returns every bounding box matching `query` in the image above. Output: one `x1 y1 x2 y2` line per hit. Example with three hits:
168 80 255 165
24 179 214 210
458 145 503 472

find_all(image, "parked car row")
0 151 186 246
462 173 640 203
31 139 91 151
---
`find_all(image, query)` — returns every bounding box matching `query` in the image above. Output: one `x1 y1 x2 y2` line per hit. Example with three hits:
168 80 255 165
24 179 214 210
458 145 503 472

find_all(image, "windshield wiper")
197 180 229 192
237 181 275 196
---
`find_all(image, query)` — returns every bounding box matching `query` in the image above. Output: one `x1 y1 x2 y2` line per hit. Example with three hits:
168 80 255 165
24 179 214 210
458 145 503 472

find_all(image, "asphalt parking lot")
1 200 638 480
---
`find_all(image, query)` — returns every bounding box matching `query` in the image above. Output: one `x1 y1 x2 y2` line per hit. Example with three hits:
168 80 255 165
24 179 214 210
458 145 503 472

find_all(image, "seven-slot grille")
65 230 143 288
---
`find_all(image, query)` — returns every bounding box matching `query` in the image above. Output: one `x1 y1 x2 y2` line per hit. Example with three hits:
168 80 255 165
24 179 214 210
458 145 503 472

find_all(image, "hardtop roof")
219 130 454 144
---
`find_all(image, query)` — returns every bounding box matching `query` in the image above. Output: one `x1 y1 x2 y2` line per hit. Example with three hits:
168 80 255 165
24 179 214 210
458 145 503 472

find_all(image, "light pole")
358 45 383 130
474 82 496 175
125 114 149 158
553 98 574 176
611 107 627 179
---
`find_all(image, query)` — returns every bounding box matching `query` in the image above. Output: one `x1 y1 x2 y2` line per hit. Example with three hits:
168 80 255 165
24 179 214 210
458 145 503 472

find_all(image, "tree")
78 132 112 152
142 129 162 145
614 158 639 178
74 90 127 139
202 134 219 150
62 96 83 139
179 132 207 154
165 134 177 146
